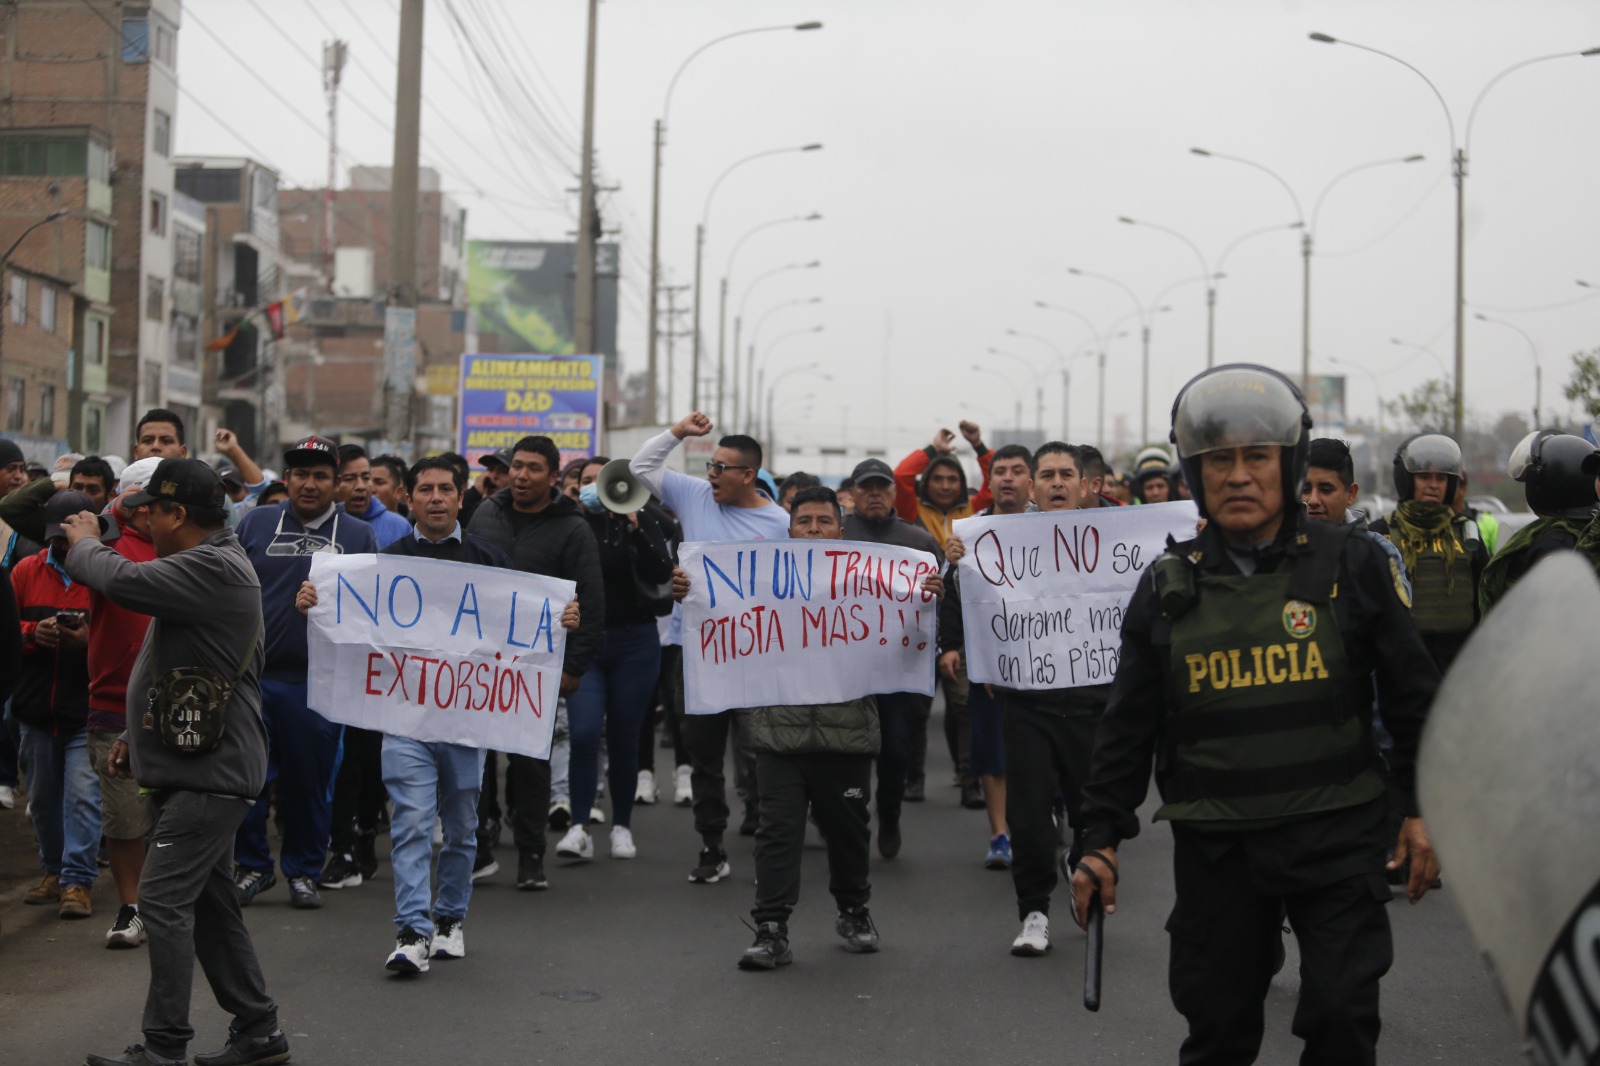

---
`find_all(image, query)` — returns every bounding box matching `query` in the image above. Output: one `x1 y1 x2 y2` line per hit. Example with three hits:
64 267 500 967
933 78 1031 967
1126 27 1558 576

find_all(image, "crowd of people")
2 372 1598 1065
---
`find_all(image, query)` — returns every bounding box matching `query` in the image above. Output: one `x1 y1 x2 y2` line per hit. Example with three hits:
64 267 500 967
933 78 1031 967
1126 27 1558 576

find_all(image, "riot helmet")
1506 430 1600 516
1392 433 1463 502
1132 446 1174 502
1170 364 1311 520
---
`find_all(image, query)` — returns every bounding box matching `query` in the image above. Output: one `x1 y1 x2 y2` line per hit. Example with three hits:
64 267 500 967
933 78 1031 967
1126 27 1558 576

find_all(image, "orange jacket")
894 447 994 549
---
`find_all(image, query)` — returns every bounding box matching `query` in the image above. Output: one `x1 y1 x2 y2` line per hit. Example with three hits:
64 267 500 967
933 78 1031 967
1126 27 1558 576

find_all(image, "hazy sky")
177 0 1600 456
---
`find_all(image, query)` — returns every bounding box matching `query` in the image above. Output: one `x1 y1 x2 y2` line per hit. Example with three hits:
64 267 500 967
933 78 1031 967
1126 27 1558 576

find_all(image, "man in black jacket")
466 435 603 891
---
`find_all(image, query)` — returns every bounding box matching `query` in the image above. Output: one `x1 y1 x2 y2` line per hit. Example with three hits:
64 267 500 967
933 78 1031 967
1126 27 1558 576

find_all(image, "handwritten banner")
306 554 574 759
953 502 1199 690
679 539 939 715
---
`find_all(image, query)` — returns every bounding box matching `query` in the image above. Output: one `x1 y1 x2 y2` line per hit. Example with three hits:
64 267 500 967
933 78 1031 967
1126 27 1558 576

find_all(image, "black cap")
43 490 96 539
283 435 340 470
851 458 895 485
0 438 23 467
477 447 513 470
121 458 226 512
213 460 243 488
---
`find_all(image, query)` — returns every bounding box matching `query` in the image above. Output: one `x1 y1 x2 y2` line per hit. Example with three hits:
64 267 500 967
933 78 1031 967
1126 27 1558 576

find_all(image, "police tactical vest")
1157 532 1383 826
1398 519 1477 634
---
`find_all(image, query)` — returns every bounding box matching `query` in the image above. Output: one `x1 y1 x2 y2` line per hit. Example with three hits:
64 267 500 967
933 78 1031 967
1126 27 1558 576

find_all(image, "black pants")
906 692 932 786
642 645 686 776
1004 704 1097 919
873 692 922 821
940 667 971 781
142 792 278 1060
1168 825 1393 1066
681 709 757 846
328 726 386 857
751 752 872 925
503 753 551 861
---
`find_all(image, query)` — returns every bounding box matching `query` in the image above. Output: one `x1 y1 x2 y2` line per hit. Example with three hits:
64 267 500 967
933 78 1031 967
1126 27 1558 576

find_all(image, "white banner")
679 539 939 715
953 502 1199 689
306 554 574 759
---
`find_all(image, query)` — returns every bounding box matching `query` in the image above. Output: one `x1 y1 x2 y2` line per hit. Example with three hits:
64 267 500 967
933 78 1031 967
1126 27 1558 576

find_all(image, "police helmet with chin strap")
1505 430 1600 516
1391 433 1464 502
1169 364 1312 521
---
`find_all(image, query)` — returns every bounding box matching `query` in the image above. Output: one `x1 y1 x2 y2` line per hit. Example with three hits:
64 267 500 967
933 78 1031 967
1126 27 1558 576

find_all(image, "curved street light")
0 208 68 377
693 143 822 419
767 364 831 455
1328 356 1385 441
647 20 823 420
753 325 824 437
721 216 821 430
1118 216 1217 367
1389 336 1452 383
1067 267 1162 442
1033 300 1109 445
974 362 1024 434
1308 30 1599 436
1474 312 1541 426
746 298 823 432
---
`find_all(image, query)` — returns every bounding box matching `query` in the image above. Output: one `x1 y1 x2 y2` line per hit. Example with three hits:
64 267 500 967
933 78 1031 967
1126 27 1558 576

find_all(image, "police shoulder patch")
1390 556 1412 608
1282 600 1317 639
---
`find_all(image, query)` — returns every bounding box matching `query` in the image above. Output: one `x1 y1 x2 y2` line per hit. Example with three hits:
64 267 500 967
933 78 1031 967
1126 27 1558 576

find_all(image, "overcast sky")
177 0 1600 456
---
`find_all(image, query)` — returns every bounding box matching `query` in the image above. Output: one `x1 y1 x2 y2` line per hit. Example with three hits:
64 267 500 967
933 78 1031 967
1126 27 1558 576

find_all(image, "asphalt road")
0 717 1527 1066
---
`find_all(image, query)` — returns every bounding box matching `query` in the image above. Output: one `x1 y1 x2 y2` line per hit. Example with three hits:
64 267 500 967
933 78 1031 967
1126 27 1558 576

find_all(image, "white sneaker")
610 825 637 860
589 806 607 825
1011 911 1050 957
0 784 13 810
432 917 465 959
105 905 146 949
555 824 593 861
386 927 431 974
674 765 693 806
635 770 658 805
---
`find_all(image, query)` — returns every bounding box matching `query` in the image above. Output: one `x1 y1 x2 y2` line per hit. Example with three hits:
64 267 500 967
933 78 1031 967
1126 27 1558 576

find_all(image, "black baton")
1084 892 1104 1012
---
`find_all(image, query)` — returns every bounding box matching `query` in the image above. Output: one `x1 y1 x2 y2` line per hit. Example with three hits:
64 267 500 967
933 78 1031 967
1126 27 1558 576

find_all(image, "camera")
55 609 87 629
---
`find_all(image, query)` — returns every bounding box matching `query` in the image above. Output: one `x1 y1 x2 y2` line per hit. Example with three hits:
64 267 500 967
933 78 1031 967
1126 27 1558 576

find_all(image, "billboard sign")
457 354 604 469
1305 374 1347 435
466 241 618 367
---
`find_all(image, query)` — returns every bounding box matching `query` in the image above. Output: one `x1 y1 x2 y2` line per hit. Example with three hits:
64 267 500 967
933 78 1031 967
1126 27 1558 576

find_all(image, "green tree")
1562 348 1600 420
1383 378 1455 435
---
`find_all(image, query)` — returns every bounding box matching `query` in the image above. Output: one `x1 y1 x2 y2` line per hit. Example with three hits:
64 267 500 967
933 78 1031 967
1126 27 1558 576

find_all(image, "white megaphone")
596 458 651 514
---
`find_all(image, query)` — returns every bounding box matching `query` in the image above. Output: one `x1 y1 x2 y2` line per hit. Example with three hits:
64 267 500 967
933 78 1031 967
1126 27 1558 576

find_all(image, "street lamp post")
752 325 823 438
766 364 829 457
646 21 821 423
1033 300 1107 444
723 214 820 433
1002 328 1064 431
692 143 821 419
0 208 68 375
985 346 1042 431
1475 313 1541 426
1329 356 1385 443
748 312 822 434
974 363 1023 435
1066 268 1167 443
1308 31 1599 438
1388 337 1452 384
1117 217 1216 367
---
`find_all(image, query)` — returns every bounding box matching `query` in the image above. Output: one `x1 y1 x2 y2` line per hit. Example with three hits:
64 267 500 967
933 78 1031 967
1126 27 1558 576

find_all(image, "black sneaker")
318 853 362 890
516 852 548 890
288 875 323 909
193 1027 291 1066
878 811 902 859
904 777 926 803
738 803 759 837
836 907 880 953
232 867 276 907
688 846 730 884
960 779 986 809
738 922 793 970
471 847 499 882
86 1044 186 1066
354 833 379 880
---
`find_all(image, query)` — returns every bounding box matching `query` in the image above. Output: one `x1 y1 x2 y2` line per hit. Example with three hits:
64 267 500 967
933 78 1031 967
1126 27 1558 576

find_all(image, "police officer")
1131 445 1175 504
1368 433 1487 673
1478 431 1600 613
1070 364 1441 1065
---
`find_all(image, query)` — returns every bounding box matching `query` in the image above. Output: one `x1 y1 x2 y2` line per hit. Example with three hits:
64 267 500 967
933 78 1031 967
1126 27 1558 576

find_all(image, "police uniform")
1479 432 1600 614
1077 365 1441 1065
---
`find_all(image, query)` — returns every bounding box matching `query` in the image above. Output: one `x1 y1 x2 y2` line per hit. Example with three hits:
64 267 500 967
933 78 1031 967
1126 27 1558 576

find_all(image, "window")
174 168 240 204
149 192 166 236
84 315 107 366
86 222 112 272
5 378 23 432
174 224 202 284
152 110 171 157
37 384 54 434
0 136 88 178
39 285 55 334
121 19 148 63
9 276 25 325
88 140 111 184
84 405 103 453
145 275 164 321
152 19 176 67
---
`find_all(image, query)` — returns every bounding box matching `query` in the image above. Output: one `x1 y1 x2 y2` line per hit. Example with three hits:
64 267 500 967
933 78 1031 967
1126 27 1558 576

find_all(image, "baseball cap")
213 460 244 488
283 435 340 470
850 458 895 485
117 456 164 496
44 490 96 539
122 458 227 512
478 447 513 469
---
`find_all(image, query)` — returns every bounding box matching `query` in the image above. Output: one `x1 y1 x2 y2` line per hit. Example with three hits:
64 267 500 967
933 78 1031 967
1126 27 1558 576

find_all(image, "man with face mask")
1072 365 1441 1064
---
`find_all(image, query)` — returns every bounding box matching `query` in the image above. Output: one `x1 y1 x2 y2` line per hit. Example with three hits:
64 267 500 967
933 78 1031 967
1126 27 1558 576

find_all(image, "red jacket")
85 518 156 733
10 547 92 735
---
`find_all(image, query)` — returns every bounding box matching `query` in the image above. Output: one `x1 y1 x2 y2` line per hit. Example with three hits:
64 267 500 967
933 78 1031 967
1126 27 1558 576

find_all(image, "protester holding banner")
629 412 789 885
467 434 604 892
1070 364 1442 1064
232 436 379 911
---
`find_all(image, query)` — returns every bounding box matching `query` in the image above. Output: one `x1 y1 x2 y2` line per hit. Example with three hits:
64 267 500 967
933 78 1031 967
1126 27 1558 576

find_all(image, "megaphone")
596 458 650 514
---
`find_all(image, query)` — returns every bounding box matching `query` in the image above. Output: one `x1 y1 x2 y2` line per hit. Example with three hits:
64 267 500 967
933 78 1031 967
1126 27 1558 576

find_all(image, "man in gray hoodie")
63 458 288 1066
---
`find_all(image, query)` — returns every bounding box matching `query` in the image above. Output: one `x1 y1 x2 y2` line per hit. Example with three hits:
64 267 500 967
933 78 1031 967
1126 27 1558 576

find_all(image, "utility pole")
661 284 689 417
385 0 424 452
321 40 347 293
573 0 599 354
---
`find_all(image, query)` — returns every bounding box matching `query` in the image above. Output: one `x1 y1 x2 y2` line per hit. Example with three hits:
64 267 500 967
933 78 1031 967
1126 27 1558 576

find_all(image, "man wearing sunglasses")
629 412 790 886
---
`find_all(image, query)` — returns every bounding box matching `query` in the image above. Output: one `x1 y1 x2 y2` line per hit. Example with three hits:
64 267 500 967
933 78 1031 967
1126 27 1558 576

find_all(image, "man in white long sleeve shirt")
629 412 789 884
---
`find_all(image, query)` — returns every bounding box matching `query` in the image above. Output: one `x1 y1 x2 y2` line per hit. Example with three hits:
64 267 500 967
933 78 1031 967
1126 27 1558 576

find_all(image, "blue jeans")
18 723 101 887
381 735 484 938
235 678 343 880
565 624 661 829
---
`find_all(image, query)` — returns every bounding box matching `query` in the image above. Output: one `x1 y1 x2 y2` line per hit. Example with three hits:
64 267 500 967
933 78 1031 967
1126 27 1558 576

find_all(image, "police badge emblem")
1282 600 1317 639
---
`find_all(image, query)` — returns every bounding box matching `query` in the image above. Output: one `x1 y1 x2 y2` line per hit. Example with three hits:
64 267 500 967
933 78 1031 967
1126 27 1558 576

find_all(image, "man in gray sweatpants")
64 458 289 1066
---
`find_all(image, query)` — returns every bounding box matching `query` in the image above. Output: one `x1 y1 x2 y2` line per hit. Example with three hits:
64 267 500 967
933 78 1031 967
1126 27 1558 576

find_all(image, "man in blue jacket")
232 435 377 911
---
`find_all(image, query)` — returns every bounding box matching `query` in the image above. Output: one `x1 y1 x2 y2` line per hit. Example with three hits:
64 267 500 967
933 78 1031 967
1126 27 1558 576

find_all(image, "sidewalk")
0 803 41 900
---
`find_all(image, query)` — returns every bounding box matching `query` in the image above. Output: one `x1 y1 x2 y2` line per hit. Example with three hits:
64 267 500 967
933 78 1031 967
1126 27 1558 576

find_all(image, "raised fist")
674 412 714 440
958 420 984 447
932 428 957 453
